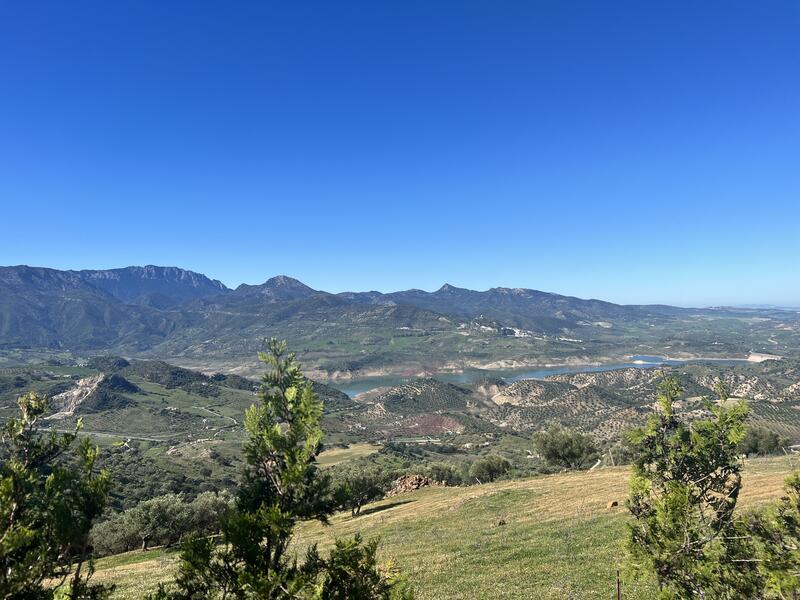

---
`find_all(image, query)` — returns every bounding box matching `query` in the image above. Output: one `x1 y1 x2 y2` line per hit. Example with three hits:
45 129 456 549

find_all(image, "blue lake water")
331 355 753 398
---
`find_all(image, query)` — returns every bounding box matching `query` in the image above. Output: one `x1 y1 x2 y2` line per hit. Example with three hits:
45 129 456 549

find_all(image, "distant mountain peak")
436 283 463 293
264 275 309 288
235 275 317 301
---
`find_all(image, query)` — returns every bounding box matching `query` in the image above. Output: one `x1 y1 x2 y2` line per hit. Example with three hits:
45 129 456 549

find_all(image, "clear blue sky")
1 1 798 306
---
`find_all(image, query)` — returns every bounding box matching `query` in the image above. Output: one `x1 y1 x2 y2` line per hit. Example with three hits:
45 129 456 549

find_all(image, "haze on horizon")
1 1 798 307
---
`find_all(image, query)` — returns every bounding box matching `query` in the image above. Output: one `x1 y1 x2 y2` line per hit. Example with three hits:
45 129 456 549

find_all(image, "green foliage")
304 534 414 599
90 491 234 555
626 378 762 599
468 454 510 483
747 471 800 598
127 494 186 552
97 442 236 511
738 426 788 457
424 462 465 486
0 392 112 599
151 339 413 599
332 466 390 517
533 425 598 470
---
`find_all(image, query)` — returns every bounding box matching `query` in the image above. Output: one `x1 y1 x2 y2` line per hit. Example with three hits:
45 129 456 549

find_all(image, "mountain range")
1 264 797 376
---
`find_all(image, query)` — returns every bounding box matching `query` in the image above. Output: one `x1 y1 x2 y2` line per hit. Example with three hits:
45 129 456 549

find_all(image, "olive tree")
332 466 390 517
533 425 598 470
469 454 510 483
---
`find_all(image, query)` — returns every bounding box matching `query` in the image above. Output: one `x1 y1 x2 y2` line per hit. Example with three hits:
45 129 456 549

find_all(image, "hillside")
0 266 177 350
0 358 354 508
340 360 800 443
90 456 799 599
3 264 799 378
6 356 800 597
76 265 229 307
4 357 800 494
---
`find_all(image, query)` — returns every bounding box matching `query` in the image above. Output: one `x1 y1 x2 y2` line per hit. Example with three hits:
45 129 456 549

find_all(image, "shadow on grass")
355 499 414 517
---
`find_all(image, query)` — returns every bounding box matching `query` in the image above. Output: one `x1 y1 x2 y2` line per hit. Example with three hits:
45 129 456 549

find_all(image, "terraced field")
91 456 799 599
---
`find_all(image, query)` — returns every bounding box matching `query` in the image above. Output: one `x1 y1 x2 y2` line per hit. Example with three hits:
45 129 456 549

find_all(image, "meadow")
91 455 798 599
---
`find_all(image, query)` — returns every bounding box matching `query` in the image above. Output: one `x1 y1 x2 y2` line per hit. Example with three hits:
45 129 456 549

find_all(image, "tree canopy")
533 425 598 470
0 392 111 599
626 378 761 599
151 339 413 599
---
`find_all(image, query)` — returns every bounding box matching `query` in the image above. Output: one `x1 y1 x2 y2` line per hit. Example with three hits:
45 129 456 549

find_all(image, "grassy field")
316 442 381 467
91 455 799 599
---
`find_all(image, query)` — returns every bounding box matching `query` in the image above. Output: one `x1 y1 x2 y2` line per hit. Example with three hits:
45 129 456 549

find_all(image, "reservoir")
332 355 754 398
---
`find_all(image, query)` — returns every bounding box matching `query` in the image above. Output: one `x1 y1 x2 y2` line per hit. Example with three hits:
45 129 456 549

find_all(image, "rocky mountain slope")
2 265 799 377
76 265 228 307
0 266 178 350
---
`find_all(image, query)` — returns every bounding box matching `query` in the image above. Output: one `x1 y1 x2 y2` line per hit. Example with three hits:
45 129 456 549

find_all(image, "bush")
533 425 598 470
425 462 465 486
749 471 800 597
305 534 414 599
739 426 788 456
468 455 510 483
626 378 762 597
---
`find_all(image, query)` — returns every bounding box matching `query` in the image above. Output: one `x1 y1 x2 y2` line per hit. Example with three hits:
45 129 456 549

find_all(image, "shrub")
749 471 800 597
626 378 762 598
533 425 598 470
738 426 788 456
425 462 465 486
469 454 510 483
90 490 234 555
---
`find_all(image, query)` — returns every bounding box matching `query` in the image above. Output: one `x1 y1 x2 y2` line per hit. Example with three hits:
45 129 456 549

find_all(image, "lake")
331 355 753 397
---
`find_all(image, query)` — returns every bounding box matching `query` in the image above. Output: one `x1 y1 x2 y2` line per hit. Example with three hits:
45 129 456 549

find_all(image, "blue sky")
1 1 798 306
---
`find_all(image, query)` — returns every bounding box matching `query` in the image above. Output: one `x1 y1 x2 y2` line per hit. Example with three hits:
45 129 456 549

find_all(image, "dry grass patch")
316 442 381 467
96 456 799 599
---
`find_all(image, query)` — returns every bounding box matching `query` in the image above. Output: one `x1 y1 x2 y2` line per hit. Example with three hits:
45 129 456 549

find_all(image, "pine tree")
153 339 413 599
626 377 762 599
748 471 800 598
0 391 111 599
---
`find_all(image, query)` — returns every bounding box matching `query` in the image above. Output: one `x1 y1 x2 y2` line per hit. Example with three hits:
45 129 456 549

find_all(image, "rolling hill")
5 354 798 513
2 264 799 378
90 456 799 599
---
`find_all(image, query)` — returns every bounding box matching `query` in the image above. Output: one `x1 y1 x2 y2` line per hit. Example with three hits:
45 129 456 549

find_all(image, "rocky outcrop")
47 375 105 419
46 374 139 419
387 474 443 496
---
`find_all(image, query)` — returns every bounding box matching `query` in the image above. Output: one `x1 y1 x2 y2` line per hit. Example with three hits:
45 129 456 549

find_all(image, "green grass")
317 442 381 468
92 456 798 599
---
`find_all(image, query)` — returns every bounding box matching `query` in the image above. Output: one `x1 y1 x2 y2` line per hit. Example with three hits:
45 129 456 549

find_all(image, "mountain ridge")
74 265 230 307
2 264 798 376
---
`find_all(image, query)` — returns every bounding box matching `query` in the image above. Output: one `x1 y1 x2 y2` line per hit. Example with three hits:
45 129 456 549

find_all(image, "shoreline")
318 351 780 386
